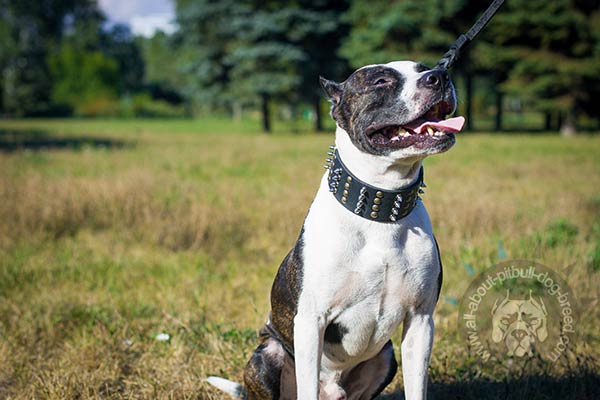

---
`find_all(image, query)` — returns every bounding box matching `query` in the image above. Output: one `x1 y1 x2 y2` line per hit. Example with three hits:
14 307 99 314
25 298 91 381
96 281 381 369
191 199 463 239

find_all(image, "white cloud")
130 14 176 37
99 0 175 37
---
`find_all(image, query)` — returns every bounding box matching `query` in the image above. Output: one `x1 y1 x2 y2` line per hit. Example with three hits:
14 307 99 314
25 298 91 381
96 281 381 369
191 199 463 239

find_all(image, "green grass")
0 118 599 399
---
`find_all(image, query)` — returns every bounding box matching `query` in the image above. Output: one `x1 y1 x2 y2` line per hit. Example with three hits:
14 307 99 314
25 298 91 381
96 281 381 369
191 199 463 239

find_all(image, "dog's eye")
374 78 390 86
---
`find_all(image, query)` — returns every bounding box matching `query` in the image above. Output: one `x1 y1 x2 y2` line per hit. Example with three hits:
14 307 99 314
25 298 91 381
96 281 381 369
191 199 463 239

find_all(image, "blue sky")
98 0 176 37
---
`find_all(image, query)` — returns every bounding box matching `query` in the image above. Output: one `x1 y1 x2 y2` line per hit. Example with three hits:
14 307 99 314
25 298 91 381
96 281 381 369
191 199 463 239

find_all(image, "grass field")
1 118 599 399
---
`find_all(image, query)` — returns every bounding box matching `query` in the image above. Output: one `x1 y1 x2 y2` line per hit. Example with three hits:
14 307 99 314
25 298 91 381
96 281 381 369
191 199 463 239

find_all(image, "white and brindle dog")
208 61 465 399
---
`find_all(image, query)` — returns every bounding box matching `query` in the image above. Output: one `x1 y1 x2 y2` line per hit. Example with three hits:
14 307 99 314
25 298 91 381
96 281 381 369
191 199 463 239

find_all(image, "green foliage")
543 218 579 248
175 0 349 130
340 0 600 132
175 0 238 109
138 31 184 97
340 0 483 68
477 0 600 128
118 93 186 118
0 0 104 116
47 43 119 116
587 224 600 272
100 24 145 94
0 0 147 117
1 0 599 131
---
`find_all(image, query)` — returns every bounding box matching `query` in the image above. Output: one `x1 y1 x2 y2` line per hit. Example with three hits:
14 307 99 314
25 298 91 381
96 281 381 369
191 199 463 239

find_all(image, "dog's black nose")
420 69 449 89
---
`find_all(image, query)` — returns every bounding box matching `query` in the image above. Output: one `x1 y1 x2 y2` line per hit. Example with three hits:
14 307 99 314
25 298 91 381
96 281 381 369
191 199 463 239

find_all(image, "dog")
491 290 548 357
207 60 465 399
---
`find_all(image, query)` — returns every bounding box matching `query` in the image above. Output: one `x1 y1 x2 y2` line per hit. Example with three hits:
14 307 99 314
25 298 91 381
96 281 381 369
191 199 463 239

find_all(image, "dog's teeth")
427 126 434 135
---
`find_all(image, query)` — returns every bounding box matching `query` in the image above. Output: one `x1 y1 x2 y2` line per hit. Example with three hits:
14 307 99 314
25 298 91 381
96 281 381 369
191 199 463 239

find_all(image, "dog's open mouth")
365 101 465 149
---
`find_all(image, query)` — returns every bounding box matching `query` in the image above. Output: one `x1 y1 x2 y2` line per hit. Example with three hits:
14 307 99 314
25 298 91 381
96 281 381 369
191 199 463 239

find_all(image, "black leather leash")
436 0 505 70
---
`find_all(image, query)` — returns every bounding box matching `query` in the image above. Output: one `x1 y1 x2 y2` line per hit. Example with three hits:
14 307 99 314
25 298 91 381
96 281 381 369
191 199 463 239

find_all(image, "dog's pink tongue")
405 116 465 134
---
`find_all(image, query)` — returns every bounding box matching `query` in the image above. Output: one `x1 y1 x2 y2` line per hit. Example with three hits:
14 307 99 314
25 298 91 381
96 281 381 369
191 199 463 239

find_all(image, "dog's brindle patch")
321 63 455 157
322 66 408 156
270 228 305 351
244 230 305 399
244 336 284 399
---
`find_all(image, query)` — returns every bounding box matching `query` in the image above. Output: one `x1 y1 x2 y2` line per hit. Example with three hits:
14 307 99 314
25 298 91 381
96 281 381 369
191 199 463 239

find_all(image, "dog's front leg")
294 312 326 399
401 312 434 400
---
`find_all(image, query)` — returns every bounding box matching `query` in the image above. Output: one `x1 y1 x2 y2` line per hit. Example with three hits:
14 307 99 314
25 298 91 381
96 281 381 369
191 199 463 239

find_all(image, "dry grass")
0 119 599 399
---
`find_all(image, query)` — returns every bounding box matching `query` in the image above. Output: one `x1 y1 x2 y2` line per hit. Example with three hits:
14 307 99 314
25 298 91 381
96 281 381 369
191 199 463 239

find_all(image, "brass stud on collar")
370 211 379 218
346 176 352 183
372 205 380 211
342 196 347 204
343 189 349 196
373 198 381 205
344 182 350 189
376 191 384 198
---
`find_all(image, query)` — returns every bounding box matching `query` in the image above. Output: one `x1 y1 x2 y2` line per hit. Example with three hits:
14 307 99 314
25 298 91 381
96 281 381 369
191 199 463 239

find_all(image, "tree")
175 0 350 132
137 31 185 107
47 43 119 115
176 0 305 132
175 0 239 114
339 0 494 130
100 24 145 95
0 0 106 116
479 0 600 134
225 6 310 132
292 0 350 132
138 31 182 91
227 1 351 132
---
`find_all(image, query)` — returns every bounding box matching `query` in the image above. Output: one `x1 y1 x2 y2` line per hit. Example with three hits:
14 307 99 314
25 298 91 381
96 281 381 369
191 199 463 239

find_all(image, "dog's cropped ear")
492 290 510 316
319 76 343 105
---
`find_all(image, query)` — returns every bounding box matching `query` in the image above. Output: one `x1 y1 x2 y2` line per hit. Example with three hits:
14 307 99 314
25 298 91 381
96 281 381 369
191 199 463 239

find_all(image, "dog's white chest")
300 178 440 368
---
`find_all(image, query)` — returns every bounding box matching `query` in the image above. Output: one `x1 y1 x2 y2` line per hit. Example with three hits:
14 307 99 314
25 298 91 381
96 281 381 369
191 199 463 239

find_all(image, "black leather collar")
325 147 425 223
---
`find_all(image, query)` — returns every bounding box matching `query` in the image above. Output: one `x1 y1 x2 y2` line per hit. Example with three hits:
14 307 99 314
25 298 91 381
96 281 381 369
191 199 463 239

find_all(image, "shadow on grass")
379 370 600 400
0 128 128 152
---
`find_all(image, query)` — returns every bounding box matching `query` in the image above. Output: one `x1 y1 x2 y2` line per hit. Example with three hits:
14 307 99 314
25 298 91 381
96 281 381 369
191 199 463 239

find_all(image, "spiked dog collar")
325 147 425 223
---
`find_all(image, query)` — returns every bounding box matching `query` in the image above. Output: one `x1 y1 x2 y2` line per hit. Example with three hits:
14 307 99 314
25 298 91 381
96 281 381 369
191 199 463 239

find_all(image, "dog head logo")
491 290 548 357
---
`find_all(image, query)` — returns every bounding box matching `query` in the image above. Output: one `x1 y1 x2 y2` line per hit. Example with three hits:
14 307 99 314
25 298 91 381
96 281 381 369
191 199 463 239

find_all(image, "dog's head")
491 290 548 357
320 61 462 160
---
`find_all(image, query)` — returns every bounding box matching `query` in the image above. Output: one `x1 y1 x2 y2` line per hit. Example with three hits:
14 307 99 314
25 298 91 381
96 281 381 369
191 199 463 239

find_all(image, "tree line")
0 0 183 119
1 0 599 134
